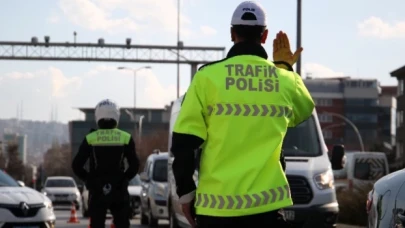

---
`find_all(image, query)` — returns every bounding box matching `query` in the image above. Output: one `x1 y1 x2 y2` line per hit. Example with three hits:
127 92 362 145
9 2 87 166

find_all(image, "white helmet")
95 99 120 126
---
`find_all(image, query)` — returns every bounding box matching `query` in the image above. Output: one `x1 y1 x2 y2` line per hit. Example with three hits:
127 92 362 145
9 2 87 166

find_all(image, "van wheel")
169 204 180 228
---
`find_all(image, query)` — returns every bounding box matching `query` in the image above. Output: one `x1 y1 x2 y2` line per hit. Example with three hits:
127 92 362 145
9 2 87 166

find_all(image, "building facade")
3 132 27 164
304 77 385 151
378 86 397 146
69 107 170 159
391 65 405 170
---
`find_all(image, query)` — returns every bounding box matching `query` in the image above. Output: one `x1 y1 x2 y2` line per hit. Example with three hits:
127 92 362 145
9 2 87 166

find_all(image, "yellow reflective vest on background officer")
172 42 314 217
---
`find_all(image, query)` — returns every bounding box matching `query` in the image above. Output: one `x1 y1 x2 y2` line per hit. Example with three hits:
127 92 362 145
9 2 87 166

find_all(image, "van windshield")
354 159 387 180
282 116 321 157
153 159 168 182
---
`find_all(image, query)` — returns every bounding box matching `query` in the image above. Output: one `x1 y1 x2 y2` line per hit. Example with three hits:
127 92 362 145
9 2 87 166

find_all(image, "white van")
333 151 389 191
167 95 344 228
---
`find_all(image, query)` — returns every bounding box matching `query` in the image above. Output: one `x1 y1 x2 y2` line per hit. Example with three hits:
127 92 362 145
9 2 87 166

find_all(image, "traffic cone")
87 218 91 228
67 202 80 223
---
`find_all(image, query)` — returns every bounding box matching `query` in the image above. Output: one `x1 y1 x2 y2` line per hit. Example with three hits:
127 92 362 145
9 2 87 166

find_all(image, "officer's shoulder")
116 129 131 136
198 58 230 71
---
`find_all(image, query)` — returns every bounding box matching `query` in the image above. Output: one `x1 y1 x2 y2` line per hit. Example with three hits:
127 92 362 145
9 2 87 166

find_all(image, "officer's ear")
260 29 269 44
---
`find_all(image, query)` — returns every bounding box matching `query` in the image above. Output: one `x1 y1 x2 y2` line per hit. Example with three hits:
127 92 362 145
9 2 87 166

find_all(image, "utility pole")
296 0 302 75
176 0 181 98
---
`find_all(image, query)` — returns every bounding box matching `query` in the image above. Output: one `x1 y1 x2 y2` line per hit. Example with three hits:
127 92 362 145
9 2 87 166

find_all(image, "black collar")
226 42 268 59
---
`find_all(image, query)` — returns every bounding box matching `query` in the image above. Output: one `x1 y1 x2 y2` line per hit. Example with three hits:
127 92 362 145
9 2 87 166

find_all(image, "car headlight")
314 169 334 190
44 201 53 209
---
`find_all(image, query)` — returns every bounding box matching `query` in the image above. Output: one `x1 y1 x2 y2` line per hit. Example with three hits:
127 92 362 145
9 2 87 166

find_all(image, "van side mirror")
331 144 346 170
140 172 150 182
17 180 25 187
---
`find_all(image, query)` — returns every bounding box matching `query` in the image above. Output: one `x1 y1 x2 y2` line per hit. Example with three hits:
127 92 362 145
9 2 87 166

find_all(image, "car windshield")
129 175 141 186
282 116 321 157
0 170 19 187
45 179 76 187
153 159 168 182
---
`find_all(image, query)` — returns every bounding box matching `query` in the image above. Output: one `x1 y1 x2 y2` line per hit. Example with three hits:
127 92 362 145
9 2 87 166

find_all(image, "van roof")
148 152 169 160
346 151 387 157
46 176 74 180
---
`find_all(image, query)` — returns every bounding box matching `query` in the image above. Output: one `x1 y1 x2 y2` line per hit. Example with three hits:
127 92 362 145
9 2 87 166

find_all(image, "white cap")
231 1 267 26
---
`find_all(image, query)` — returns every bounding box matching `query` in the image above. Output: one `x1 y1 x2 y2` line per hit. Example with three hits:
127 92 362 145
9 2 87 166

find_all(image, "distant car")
41 176 82 210
0 170 56 227
81 175 143 218
128 175 142 218
367 169 405 228
139 151 169 227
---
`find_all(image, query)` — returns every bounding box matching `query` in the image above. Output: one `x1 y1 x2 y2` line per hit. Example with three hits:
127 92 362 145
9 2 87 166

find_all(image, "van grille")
287 175 313 204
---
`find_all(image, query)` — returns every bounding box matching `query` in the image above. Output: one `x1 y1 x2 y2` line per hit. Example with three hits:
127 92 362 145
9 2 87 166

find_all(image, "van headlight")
314 169 334 190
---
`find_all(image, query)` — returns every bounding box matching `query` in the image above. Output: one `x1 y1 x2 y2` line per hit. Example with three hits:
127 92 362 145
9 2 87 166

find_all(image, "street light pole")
296 0 302 75
323 112 365 152
176 0 181 98
117 66 151 138
117 66 152 110
322 123 346 131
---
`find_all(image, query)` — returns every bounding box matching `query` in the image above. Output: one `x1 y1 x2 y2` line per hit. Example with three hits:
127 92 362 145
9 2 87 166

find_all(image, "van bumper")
284 202 339 228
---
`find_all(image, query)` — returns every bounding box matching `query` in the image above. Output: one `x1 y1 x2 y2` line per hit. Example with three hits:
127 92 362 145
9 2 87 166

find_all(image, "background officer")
72 99 139 228
170 1 314 227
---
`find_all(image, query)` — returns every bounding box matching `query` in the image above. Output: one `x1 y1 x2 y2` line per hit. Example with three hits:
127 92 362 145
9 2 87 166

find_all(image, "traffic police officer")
170 1 314 227
72 99 139 228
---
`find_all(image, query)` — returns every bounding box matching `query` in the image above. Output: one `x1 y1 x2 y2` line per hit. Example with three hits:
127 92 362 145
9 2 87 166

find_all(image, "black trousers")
196 210 292 228
88 191 131 228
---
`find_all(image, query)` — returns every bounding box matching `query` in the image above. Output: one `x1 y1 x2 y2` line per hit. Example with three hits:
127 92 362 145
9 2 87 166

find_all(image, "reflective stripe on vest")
195 184 290 210
207 103 292 118
86 129 131 146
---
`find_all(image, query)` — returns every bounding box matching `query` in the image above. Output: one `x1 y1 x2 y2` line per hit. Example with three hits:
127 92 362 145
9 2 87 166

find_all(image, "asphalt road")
54 208 169 228
53 208 364 228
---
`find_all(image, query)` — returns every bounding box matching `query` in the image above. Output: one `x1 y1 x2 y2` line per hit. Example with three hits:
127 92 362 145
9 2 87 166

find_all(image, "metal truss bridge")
0 40 226 78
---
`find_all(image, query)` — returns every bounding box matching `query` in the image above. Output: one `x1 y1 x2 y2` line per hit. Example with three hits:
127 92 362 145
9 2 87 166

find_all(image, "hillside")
0 118 69 162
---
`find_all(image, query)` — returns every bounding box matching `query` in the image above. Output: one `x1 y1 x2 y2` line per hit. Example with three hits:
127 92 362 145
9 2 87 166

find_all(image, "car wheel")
169 203 181 228
82 199 89 218
148 203 158 227
141 207 148 225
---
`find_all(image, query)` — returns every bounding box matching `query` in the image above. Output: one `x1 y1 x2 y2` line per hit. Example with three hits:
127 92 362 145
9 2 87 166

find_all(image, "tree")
135 129 169 171
0 144 6 170
6 143 25 181
43 142 72 177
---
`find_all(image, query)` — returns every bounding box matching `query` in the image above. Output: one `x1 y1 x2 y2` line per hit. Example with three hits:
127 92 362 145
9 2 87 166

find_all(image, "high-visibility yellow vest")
174 55 314 217
86 129 131 146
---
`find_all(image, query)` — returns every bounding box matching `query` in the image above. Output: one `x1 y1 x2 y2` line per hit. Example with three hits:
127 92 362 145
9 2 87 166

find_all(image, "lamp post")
296 0 302 75
118 66 151 138
117 66 152 109
322 123 346 131
323 112 365 152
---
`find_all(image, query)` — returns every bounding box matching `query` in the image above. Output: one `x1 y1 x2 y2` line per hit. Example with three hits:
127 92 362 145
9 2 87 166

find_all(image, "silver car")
139 151 169 227
367 168 405 227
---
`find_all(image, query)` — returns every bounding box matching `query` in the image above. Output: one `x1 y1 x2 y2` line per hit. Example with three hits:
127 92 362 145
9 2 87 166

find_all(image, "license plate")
56 197 67 201
283 210 295 220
